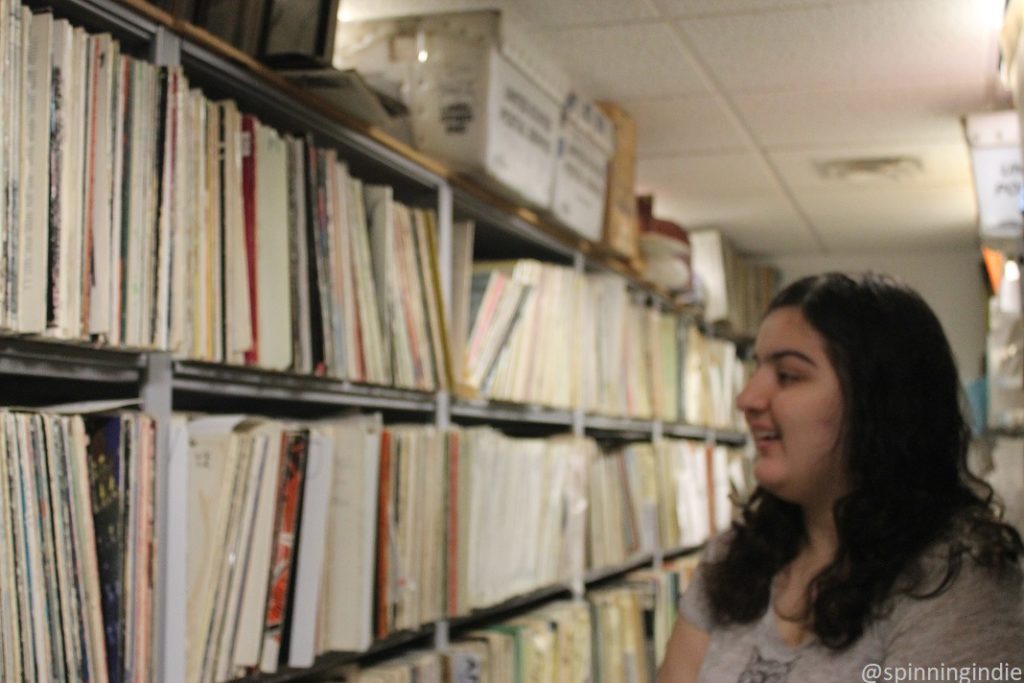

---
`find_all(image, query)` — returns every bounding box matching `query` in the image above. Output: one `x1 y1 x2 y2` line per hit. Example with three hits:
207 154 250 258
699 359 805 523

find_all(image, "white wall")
769 248 986 384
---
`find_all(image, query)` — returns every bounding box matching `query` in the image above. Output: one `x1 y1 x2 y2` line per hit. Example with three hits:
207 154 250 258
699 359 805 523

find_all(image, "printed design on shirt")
737 647 798 683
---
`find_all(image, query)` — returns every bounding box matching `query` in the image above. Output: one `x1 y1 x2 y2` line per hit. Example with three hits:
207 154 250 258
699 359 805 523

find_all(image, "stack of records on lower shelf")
655 438 753 549
456 260 584 409
588 437 746 567
610 556 703 681
588 438 731 569
178 410 731 682
625 565 689 669
351 601 592 683
587 443 659 568
456 265 532 399
180 416 562 681
682 324 747 430
582 274 654 419
654 438 712 549
338 561 705 683
352 651 443 683
178 413 448 680
448 428 589 614
0 408 155 683
371 425 449 636
589 586 652 683
316 415 385 655
181 415 335 681
649 308 682 423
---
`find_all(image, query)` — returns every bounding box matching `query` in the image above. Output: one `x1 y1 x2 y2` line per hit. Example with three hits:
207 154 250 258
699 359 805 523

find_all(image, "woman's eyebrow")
752 349 818 367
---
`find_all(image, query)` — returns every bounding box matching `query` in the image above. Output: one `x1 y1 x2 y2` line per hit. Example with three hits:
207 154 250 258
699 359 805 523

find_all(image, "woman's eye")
776 372 797 385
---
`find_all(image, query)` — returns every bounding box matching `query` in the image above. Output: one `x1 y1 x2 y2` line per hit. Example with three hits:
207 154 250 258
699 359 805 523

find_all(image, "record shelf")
2 0 750 681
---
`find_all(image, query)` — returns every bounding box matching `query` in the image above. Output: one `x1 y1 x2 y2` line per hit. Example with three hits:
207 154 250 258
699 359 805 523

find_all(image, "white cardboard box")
333 11 566 210
549 96 615 241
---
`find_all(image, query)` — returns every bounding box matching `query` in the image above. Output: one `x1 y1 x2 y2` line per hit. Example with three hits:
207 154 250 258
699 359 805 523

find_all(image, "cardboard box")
598 102 640 260
332 11 567 211
548 96 615 241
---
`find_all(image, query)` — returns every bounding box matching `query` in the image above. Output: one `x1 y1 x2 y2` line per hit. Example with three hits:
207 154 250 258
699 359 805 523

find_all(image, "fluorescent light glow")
1006 259 1021 282
418 49 429 63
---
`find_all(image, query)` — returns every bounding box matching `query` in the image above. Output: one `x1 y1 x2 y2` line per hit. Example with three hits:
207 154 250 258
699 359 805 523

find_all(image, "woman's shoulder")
881 558 1024 665
851 513 1024 666
893 512 1022 598
878 517 1024 663
915 512 1022 586
678 531 737 632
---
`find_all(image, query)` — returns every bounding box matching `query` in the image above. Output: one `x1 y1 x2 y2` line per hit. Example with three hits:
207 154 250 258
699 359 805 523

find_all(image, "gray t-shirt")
680 533 1024 683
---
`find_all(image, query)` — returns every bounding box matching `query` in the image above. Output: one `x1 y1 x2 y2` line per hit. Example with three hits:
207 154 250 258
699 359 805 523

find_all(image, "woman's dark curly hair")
705 272 1022 649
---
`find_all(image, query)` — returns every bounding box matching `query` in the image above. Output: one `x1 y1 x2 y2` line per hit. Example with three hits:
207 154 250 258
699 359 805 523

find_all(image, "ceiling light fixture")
814 156 924 183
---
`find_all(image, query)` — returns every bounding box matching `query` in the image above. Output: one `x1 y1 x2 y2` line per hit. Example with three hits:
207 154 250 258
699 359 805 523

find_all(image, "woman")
658 272 1024 682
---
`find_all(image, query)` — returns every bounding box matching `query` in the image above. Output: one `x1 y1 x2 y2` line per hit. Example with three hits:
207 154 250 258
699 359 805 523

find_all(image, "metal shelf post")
572 252 587 439
150 24 181 66
142 352 184 683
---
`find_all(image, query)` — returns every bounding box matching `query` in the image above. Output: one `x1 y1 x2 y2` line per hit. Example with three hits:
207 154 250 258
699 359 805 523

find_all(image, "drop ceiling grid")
730 86 986 150
674 0 994 92
541 23 711 99
636 155 821 255
793 184 979 251
340 0 495 21
652 9 833 252
645 189 820 255
625 95 751 155
649 0 900 20
638 153 777 193
632 0 995 256
508 0 657 27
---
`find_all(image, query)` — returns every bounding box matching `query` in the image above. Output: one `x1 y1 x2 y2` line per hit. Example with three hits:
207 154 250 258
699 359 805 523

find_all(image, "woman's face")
736 306 848 510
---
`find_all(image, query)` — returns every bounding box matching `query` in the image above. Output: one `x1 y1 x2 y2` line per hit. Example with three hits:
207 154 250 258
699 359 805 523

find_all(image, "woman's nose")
736 370 769 413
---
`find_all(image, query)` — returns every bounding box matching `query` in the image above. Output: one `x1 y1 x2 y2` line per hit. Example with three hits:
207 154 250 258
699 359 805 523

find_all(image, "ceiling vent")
815 156 924 182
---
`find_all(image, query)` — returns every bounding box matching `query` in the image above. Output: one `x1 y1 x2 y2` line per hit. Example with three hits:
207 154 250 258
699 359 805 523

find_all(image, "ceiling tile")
541 24 708 99
654 191 819 255
637 153 776 196
731 231 821 257
652 0 883 17
624 95 749 154
339 0 655 28
340 0 498 21
768 143 973 189
678 0 995 93
637 154 818 255
507 0 656 27
734 86 983 148
795 185 978 251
